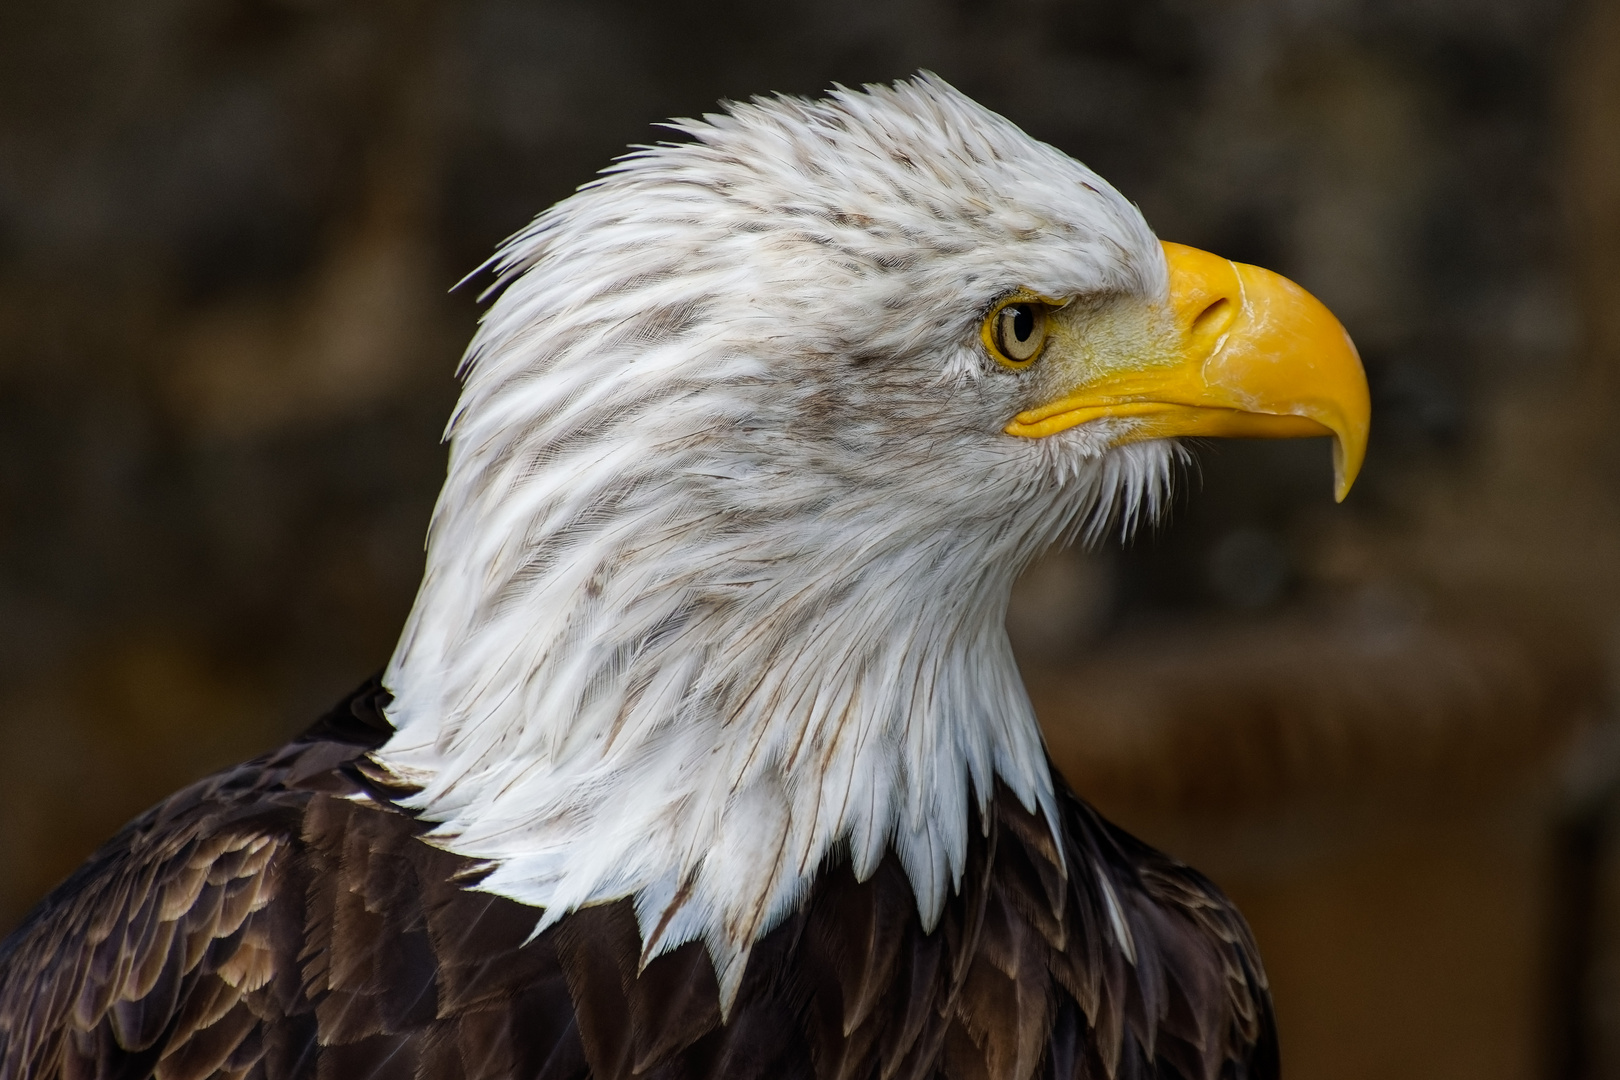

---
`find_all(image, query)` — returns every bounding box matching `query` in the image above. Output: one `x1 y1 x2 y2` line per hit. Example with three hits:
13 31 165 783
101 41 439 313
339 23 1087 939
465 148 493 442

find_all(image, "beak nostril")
1191 297 1234 340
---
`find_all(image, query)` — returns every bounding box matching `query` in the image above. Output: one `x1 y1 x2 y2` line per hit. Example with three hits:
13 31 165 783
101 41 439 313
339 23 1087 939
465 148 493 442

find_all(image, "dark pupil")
1010 305 1034 342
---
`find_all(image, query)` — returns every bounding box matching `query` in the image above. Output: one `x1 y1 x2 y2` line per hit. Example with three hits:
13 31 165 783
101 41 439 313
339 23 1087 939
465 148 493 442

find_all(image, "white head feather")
377 74 1175 1007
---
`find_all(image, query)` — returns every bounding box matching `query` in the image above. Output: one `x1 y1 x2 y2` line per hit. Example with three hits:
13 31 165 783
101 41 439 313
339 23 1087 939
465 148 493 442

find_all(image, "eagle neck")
375 474 1063 1008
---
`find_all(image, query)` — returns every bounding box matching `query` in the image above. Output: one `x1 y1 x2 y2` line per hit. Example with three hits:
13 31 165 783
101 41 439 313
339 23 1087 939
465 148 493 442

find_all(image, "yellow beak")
1005 242 1371 501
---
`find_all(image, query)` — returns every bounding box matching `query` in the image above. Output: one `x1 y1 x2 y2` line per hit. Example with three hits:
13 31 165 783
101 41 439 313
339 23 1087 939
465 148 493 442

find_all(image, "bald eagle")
0 76 1367 1080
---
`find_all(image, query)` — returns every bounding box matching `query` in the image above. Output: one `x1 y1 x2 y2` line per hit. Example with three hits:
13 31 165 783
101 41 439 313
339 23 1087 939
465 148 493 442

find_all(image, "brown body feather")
0 683 1277 1080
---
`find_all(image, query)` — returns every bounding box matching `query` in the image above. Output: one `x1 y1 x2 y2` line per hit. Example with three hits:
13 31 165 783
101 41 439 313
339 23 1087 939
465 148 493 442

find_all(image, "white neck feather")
373 77 1174 1009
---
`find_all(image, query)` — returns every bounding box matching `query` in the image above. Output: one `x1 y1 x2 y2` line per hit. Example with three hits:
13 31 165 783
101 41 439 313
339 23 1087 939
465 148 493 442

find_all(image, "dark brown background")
2 1 1618 1077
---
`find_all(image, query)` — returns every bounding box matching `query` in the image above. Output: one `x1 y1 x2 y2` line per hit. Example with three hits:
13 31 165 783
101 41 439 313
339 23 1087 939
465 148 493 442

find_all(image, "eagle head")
375 75 1369 1004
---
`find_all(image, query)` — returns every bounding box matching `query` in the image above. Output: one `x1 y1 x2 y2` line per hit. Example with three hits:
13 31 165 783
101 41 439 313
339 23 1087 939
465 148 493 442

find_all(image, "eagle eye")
984 299 1050 369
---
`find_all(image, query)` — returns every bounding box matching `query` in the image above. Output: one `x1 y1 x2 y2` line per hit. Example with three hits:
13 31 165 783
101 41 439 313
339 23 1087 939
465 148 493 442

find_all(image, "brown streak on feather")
640 874 697 966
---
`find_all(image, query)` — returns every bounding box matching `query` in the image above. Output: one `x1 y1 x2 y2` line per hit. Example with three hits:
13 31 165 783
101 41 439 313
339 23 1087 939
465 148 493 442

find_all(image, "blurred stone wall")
1 1 1613 1078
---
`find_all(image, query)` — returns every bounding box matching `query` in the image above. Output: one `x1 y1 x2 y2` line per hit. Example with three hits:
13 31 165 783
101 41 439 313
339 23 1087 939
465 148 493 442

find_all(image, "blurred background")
0 0 1617 1076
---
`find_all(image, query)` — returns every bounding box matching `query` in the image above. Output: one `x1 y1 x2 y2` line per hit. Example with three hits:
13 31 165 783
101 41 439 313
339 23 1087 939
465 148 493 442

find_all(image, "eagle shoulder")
0 685 391 1080
1032 787 1280 1080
